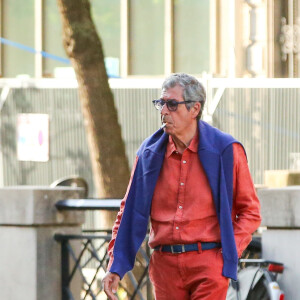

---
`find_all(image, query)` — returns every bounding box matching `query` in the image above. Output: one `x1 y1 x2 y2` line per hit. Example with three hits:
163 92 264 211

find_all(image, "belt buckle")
171 244 185 253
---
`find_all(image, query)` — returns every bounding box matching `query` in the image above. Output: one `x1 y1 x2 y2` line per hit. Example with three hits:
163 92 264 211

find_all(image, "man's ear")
192 102 201 118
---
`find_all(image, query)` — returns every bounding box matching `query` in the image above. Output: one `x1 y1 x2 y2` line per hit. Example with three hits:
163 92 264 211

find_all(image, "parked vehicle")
226 237 285 300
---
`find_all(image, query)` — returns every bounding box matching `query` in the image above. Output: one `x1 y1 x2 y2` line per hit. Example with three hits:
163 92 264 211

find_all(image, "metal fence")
206 78 300 184
0 77 300 191
0 79 162 198
54 198 153 300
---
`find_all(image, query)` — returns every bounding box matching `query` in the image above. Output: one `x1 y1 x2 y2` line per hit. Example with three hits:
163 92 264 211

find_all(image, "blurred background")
1 0 299 195
0 1 300 299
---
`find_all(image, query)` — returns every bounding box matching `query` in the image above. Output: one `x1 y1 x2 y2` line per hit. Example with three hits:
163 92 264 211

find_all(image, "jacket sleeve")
107 156 139 272
232 143 262 257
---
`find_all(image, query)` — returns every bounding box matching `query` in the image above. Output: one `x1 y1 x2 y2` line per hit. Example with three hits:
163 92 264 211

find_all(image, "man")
102 73 261 300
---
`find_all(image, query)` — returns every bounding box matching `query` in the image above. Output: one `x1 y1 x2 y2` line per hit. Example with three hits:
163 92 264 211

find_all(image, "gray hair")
162 73 206 120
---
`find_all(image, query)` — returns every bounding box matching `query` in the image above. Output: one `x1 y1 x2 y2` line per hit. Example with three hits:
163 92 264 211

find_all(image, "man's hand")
102 272 120 300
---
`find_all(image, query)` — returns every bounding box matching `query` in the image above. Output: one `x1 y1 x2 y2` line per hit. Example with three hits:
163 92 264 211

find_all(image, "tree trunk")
56 0 130 200
56 1 151 298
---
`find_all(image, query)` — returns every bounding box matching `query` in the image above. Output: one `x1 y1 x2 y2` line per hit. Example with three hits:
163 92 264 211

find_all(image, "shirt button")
180 182 184 186
175 226 179 230
179 206 183 209
183 160 187 164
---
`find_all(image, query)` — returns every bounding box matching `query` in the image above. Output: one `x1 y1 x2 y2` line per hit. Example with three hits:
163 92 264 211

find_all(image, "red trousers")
149 248 229 300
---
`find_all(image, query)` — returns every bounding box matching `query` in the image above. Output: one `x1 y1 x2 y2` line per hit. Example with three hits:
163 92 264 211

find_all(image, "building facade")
1 0 300 79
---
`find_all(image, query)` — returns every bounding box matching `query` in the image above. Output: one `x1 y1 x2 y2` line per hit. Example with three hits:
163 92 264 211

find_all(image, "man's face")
160 85 199 137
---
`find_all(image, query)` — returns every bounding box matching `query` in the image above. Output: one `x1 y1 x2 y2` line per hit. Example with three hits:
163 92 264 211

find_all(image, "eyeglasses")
152 99 196 112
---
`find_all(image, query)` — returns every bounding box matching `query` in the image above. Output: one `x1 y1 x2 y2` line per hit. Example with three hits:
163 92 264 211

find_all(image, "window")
43 0 69 77
2 0 35 77
129 0 164 75
91 0 121 77
174 0 210 75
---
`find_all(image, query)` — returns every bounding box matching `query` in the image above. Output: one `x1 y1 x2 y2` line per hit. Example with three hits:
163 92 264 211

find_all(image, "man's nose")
161 103 169 114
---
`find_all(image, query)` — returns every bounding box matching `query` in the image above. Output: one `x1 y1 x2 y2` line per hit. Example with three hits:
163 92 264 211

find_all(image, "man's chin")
164 127 173 135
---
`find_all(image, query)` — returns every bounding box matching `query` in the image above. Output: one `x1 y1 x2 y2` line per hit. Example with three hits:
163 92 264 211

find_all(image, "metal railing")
55 199 153 300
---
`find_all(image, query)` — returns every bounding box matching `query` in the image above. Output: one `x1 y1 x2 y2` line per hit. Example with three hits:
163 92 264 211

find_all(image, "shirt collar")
166 130 199 157
188 129 199 153
166 135 177 157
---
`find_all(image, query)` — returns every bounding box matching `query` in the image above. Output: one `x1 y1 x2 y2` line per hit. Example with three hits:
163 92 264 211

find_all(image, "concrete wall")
259 186 300 299
262 230 300 300
0 186 85 300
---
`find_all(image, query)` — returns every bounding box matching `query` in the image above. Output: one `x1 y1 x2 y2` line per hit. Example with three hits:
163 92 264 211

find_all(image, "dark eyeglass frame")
152 99 197 112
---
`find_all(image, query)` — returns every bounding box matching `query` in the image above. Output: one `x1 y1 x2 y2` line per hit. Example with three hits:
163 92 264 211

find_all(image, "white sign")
17 114 49 162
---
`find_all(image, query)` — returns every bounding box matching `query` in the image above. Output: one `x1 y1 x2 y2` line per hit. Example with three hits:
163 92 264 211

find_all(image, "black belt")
154 242 221 254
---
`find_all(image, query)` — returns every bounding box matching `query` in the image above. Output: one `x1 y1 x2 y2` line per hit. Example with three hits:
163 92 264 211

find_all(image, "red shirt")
149 132 261 257
108 130 261 270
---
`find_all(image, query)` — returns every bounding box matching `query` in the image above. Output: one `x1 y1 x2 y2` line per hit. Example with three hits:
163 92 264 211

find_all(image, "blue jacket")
110 120 240 280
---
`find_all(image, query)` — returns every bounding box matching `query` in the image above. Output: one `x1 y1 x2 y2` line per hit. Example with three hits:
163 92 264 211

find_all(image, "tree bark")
56 0 130 199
